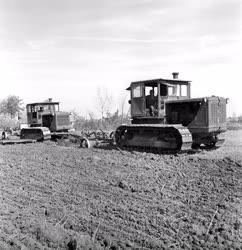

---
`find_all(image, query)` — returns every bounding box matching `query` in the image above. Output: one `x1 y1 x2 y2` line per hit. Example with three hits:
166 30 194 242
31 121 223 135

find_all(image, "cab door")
131 83 145 117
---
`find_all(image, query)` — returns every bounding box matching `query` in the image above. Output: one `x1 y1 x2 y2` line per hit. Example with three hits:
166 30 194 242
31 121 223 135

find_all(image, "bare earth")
0 130 241 249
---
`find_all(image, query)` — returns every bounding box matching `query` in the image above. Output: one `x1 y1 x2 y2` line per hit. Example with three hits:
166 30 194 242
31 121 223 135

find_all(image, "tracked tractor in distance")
20 98 72 141
115 73 227 151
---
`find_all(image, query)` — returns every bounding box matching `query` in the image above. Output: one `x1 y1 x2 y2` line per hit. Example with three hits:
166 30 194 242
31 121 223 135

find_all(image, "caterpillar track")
115 124 193 152
20 127 51 141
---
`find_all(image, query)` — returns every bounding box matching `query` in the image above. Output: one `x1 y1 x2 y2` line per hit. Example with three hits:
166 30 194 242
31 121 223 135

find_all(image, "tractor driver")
146 89 157 116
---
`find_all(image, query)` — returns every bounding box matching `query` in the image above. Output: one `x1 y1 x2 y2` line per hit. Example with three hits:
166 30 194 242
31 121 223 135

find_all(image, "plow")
55 129 115 148
0 129 115 148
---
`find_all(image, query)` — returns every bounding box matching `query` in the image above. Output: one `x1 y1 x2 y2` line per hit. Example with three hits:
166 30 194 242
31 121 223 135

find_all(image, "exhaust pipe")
172 72 179 79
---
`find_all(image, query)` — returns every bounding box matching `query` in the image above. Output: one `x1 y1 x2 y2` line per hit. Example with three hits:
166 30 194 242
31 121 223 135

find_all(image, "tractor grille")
56 114 70 126
209 97 227 127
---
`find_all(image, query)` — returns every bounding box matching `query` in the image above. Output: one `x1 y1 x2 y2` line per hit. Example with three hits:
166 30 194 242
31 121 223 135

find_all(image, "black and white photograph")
0 0 241 249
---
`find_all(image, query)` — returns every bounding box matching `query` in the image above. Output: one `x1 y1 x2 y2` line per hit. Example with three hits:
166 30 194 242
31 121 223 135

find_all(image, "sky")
0 0 241 117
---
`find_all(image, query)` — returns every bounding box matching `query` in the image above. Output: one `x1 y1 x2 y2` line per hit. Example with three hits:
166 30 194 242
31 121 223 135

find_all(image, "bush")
74 111 130 132
0 115 19 130
227 122 242 130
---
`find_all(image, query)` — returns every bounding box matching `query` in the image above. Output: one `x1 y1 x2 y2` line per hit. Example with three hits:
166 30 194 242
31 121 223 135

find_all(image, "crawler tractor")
115 73 227 151
19 99 113 147
20 99 72 141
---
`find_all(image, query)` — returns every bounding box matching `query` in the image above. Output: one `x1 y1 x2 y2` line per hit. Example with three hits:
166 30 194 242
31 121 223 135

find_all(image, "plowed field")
0 130 242 249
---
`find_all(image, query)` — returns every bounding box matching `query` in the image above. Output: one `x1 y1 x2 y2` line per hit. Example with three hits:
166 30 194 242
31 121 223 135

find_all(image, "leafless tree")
96 87 113 121
119 94 127 124
88 111 95 121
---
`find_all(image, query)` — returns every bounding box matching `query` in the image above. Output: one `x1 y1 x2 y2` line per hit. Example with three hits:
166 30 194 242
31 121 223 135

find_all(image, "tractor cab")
26 99 71 132
26 99 60 128
127 73 191 122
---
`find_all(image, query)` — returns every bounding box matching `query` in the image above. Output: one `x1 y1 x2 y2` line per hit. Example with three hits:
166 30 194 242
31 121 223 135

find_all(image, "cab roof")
26 102 60 106
126 78 191 90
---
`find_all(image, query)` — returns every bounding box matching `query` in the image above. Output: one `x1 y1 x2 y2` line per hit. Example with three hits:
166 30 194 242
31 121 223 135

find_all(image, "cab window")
181 85 188 96
145 86 157 96
132 85 142 98
160 84 168 96
26 105 31 113
168 86 179 96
